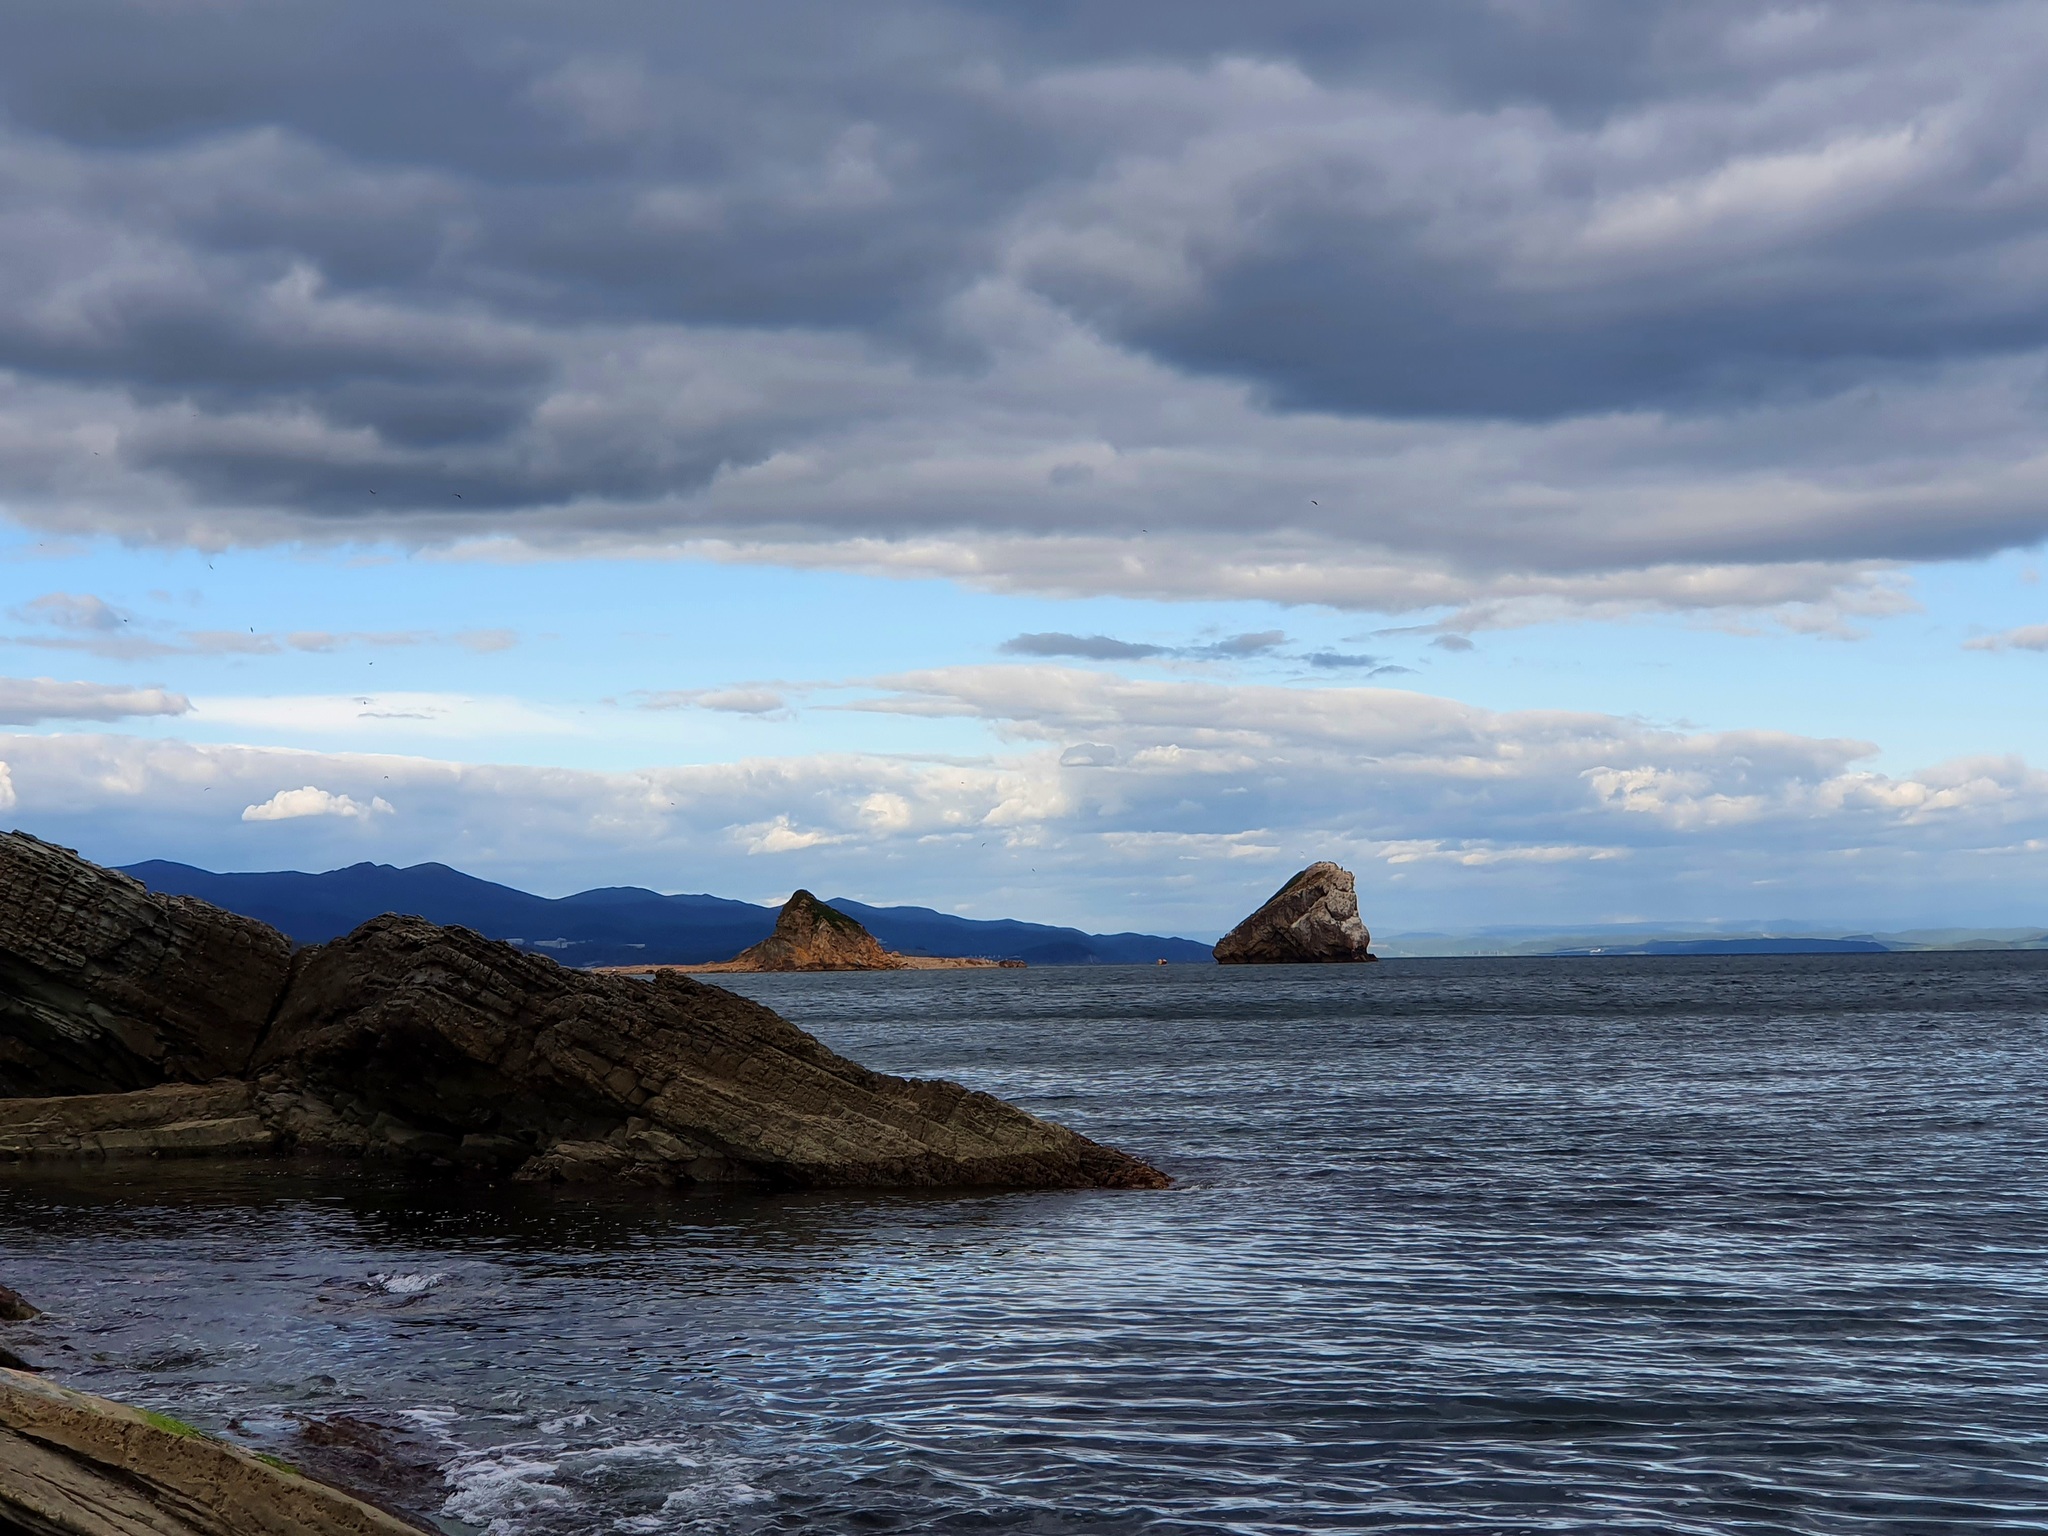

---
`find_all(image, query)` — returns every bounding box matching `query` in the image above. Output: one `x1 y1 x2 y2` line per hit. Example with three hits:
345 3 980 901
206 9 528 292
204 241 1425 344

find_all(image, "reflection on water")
5 954 2048 1533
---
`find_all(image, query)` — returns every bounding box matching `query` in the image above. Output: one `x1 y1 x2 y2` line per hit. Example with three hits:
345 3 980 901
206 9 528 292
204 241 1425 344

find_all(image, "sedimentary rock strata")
0 1083 274 1163
0 1367 431 1536
250 913 1160 1187
0 834 292 1097
0 834 1166 1191
1213 862 1376 965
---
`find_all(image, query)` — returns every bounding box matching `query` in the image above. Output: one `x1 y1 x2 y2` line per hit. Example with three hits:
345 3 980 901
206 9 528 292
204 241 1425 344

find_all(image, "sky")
3 0 2048 939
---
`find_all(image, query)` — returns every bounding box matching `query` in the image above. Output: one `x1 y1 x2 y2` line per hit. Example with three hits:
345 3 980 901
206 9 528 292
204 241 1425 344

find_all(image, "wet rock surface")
1213 862 1376 965
274 1415 448 1532
0 836 1167 1192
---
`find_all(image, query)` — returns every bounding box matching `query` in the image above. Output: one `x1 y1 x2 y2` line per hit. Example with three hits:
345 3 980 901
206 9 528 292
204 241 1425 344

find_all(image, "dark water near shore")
5 953 2048 1533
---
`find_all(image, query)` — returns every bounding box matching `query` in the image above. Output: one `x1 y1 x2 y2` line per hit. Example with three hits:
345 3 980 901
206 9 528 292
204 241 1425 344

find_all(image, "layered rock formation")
0 1367 431 1535
1213 862 1376 965
0 833 1165 1190
0 835 292 1097
0 1083 274 1164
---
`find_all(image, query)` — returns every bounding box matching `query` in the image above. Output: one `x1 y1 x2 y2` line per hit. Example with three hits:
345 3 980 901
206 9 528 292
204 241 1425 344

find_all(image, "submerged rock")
726 889 905 971
1213 862 1376 965
0 1367 431 1535
0 835 1167 1191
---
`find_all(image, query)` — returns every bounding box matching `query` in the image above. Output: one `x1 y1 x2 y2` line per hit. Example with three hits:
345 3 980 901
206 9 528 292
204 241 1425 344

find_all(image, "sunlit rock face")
1213 863 1375 965
725 890 905 971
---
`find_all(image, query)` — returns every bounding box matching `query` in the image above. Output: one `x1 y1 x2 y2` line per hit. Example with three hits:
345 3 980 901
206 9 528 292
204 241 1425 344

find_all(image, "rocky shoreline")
0 1313 433 1536
0 831 1165 1191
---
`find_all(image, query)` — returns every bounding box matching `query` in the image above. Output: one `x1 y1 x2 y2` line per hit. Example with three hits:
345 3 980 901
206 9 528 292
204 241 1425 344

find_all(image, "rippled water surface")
6 954 2048 1533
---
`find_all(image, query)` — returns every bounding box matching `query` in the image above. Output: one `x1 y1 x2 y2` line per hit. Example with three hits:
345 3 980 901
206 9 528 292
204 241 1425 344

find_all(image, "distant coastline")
1373 924 2048 958
602 954 1021 974
119 858 1216 968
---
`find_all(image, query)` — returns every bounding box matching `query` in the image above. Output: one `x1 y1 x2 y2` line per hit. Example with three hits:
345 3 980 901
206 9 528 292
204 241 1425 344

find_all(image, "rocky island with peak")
1213 862 1376 964
609 889 1023 974
0 831 1164 1190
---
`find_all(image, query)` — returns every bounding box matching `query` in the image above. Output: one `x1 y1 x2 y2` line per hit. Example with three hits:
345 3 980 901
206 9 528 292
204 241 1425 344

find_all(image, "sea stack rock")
726 890 905 971
1213 862 1376 965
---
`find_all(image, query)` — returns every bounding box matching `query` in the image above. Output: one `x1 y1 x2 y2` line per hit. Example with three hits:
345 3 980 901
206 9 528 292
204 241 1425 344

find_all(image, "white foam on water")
371 1271 445 1295
441 1448 576 1535
398 1407 462 1432
563 1439 774 1533
434 1432 775 1536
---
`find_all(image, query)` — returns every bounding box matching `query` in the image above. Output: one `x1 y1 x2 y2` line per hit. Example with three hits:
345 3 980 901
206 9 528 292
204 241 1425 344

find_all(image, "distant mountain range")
120 859 1217 968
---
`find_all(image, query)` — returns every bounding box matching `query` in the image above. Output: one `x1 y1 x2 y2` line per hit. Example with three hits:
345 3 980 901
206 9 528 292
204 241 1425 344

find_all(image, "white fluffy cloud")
241 786 394 822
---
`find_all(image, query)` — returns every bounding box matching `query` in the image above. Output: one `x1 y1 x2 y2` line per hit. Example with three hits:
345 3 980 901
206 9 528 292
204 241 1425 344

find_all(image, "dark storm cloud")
2 1 2047 606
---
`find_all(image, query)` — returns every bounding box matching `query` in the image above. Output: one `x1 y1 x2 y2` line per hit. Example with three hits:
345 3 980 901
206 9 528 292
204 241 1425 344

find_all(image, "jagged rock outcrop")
0 1287 36 1324
0 834 293 1097
0 1368 431 1535
727 890 905 971
0 836 1167 1191
1213 862 1376 965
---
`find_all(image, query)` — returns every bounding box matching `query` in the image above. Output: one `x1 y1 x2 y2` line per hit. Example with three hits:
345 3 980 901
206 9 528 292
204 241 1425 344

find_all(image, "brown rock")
281 1415 449 1531
725 890 905 971
0 837 1165 1192
1213 862 1376 965
0 1367 431 1534
0 1286 37 1324
252 914 1165 1189
0 832 293 1096
0 1083 275 1163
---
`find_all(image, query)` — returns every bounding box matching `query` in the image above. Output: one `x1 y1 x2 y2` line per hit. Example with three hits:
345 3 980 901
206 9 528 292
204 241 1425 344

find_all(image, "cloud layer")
0 674 188 724
2 2 2046 617
9 664 2048 931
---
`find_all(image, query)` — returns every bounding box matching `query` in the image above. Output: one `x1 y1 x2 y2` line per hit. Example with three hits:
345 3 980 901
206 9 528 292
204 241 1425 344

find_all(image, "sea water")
4 953 2048 1533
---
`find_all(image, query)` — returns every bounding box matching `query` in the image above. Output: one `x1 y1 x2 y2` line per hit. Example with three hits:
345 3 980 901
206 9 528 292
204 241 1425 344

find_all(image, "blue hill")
118 859 1215 967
